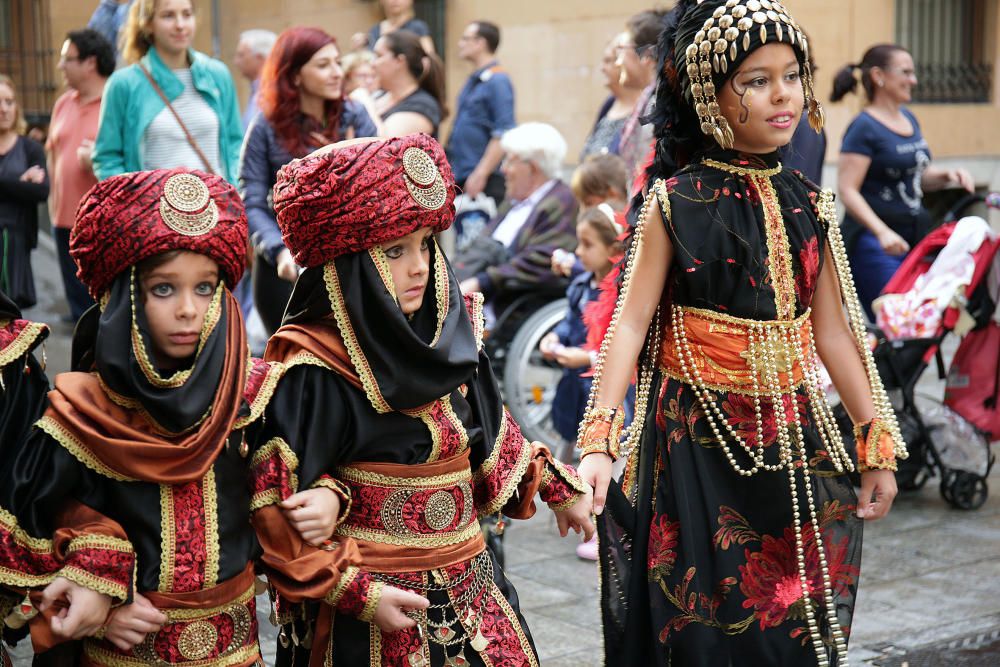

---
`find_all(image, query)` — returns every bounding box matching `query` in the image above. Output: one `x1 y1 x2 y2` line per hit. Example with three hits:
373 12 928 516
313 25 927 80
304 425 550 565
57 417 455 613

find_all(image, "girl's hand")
876 228 910 256
103 594 168 651
19 165 45 184
856 469 897 520
281 488 342 546
555 346 592 369
554 487 596 542
371 586 429 633
40 577 112 639
539 332 560 359
577 453 612 516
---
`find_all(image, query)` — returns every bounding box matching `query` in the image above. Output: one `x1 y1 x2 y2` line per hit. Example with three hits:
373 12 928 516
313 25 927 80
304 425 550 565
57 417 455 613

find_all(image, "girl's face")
717 43 804 154
874 50 917 104
297 43 344 102
381 228 432 316
140 251 219 367
150 0 195 57
348 63 377 94
575 221 615 275
0 83 17 133
372 37 403 82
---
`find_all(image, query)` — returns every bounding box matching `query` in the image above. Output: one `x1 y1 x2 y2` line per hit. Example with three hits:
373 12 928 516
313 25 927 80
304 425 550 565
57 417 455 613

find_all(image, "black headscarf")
73 269 230 434
283 239 480 412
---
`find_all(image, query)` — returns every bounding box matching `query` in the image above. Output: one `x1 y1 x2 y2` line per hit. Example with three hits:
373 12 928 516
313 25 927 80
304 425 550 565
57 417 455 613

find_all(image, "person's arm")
86 0 123 47
380 111 434 138
577 190 671 514
464 76 515 198
216 64 244 185
810 243 897 520
238 121 285 263
921 164 975 193
93 73 129 180
837 152 909 256
0 141 49 202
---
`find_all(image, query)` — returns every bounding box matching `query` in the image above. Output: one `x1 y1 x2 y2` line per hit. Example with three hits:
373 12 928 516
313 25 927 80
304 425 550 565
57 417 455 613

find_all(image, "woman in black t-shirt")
352 0 435 55
372 29 447 138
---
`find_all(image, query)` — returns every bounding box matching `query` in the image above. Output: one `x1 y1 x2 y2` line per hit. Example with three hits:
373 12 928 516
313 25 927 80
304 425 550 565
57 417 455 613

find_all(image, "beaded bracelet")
577 406 625 460
854 417 898 472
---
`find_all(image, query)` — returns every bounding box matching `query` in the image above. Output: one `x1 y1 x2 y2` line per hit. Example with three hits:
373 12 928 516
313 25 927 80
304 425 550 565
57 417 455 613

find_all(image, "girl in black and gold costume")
577 2 906 666
257 133 594 667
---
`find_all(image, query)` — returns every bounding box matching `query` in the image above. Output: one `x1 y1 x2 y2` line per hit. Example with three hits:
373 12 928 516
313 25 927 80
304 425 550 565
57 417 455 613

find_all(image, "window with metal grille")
0 1 11 50
895 0 994 103
414 0 446 56
0 0 55 124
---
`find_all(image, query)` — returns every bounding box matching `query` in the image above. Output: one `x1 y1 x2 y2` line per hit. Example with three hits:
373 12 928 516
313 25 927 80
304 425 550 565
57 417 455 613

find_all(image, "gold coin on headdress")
159 173 219 237
163 172 210 213
402 147 439 186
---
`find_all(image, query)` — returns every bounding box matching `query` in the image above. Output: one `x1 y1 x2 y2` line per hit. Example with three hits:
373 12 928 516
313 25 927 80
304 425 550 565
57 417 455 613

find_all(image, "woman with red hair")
240 26 377 335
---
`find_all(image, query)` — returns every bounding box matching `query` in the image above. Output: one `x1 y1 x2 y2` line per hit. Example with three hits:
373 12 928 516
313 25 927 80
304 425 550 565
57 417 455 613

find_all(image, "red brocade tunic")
257 293 586 667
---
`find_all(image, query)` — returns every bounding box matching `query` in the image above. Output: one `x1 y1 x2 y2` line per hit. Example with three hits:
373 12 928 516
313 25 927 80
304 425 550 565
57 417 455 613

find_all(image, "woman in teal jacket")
93 0 242 184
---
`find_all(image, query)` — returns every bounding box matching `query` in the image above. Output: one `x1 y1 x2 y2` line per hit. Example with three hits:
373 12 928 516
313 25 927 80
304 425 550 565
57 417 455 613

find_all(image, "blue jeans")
54 227 94 320
849 225 915 321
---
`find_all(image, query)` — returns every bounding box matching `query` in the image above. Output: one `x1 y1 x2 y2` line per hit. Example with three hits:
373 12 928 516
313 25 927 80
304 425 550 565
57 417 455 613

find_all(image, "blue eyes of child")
149 282 216 297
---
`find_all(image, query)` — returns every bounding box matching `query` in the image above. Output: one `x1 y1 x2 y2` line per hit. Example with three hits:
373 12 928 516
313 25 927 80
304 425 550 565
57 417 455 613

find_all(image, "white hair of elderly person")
500 122 568 183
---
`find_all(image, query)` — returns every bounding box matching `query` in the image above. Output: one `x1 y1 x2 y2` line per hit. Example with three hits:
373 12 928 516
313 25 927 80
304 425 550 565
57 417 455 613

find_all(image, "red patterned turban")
272 133 457 267
71 169 248 298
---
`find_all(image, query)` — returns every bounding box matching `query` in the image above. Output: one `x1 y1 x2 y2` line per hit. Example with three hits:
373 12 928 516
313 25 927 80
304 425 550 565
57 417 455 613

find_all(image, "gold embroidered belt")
660 306 812 395
83 566 261 667
334 449 485 572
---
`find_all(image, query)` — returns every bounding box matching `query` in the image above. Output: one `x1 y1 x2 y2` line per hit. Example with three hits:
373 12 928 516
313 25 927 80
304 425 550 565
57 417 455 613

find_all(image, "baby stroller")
835 193 1000 510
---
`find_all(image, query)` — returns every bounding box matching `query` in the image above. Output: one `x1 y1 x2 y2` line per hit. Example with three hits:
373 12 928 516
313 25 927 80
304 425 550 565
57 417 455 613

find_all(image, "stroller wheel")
940 470 989 510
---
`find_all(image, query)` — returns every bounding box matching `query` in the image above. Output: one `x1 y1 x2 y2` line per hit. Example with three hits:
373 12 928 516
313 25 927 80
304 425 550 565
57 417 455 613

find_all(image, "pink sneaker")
575 535 598 561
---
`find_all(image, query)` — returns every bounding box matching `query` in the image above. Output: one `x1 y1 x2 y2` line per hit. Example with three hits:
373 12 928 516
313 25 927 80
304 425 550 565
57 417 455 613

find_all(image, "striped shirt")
142 69 221 175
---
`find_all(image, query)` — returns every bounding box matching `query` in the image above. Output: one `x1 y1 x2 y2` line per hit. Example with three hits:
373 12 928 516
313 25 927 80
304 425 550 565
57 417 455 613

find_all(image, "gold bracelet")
577 406 624 460
854 417 898 472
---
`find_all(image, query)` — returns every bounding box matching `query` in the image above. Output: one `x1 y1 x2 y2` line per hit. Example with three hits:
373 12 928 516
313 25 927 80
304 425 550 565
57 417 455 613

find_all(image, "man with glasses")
617 9 666 193
446 20 516 205
47 29 115 322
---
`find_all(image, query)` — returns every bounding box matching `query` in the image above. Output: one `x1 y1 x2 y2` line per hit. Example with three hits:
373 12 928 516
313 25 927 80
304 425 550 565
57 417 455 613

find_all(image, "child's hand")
856 469 897 520
554 487 596 542
371 586 429 633
555 346 592 369
281 488 342 546
103 593 168 651
539 332 560 359
40 577 112 639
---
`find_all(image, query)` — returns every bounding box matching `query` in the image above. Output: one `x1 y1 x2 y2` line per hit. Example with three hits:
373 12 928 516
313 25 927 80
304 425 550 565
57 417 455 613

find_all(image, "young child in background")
541 205 625 561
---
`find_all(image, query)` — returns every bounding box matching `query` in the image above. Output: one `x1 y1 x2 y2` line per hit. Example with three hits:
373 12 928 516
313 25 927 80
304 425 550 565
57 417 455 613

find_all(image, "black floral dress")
599 149 861 666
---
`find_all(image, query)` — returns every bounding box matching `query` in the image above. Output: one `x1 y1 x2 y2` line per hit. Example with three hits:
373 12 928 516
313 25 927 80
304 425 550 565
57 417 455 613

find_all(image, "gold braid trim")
157 583 255 622
233 360 286 430
749 173 797 320
0 321 47 370
466 291 486 351
84 642 260 667
203 468 220 588
541 458 590 496
60 565 129 601
158 483 176 592
702 158 783 178
250 437 300 510
358 580 384 623
401 395 470 463
96 375 206 437
335 520 481 549
0 507 53 552
36 416 134 482
429 244 450 347
336 466 470 489
67 534 133 554
819 189 907 461
323 263 393 413
282 351 333 371
324 565 359 608
475 428 534 518
368 246 399 305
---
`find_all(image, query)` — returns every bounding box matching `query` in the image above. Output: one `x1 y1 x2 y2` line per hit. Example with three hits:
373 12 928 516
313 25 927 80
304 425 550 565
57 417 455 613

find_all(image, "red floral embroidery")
473 409 528 513
739 522 858 630
721 392 808 447
337 569 375 618
538 463 579 508
337 479 471 537
425 400 465 461
795 236 820 306
647 514 680 577
249 448 297 506
170 482 208 592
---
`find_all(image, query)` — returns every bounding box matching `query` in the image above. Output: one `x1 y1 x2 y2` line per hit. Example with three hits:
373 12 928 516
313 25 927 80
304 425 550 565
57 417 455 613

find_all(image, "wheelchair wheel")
502 299 571 458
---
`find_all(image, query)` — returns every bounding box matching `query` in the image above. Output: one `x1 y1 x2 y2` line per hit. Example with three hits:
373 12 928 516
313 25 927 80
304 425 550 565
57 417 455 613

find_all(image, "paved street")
10 236 1000 665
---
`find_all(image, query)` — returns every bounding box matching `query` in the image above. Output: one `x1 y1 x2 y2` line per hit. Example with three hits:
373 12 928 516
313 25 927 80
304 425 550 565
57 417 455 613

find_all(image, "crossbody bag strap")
138 62 215 175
